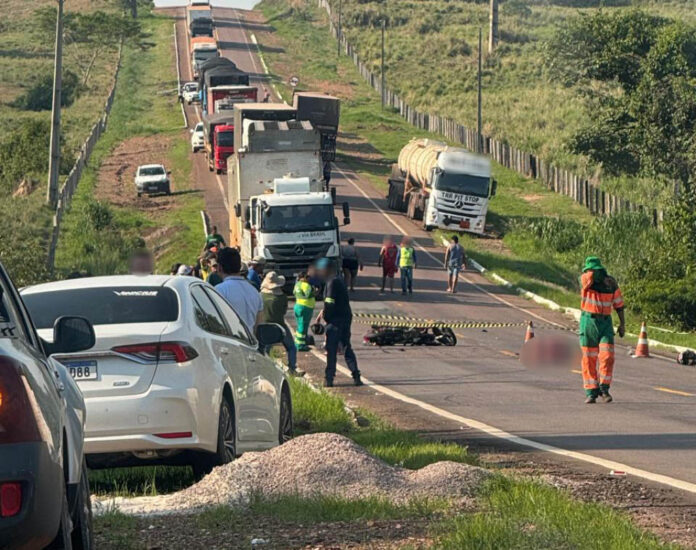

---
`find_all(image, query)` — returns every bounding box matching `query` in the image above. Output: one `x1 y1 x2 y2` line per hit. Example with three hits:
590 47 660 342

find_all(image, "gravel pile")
95 433 490 516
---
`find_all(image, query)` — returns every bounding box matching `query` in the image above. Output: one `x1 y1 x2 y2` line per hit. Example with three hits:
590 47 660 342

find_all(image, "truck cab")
211 124 234 174
241 178 348 285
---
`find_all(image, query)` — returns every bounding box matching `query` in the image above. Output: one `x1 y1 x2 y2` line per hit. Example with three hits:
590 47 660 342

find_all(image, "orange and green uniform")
579 266 624 397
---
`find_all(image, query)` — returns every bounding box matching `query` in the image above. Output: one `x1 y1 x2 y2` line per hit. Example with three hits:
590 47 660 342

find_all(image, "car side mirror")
256 323 285 348
48 316 95 356
491 179 497 197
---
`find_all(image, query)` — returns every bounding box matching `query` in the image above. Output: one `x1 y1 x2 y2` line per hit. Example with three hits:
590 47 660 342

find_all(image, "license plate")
64 360 98 381
459 219 470 229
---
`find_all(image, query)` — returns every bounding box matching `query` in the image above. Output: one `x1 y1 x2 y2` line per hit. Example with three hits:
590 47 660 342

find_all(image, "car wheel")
137 192 142 198
278 386 293 445
192 398 235 480
71 459 94 550
165 185 171 195
46 489 72 550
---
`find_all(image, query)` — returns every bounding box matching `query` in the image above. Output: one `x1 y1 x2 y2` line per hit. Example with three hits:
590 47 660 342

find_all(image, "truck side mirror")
343 217 351 226
243 206 250 222
342 202 350 218
234 203 241 218
331 187 337 205
491 179 497 197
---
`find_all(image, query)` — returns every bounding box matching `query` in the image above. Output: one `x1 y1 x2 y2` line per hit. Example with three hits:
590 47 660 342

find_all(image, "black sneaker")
600 392 613 403
585 395 597 404
353 376 364 387
324 379 334 388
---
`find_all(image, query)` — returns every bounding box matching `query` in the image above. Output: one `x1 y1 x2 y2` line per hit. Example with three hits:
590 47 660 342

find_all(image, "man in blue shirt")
247 256 266 290
216 248 264 332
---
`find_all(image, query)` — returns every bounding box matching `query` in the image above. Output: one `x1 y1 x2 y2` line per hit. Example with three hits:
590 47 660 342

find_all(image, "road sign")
289 76 299 88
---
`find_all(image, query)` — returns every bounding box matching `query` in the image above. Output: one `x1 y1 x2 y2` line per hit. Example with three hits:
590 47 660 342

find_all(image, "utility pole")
47 0 64 207
477 27 483 154
381 19 386 109
488 0 499 53
337 0 342 58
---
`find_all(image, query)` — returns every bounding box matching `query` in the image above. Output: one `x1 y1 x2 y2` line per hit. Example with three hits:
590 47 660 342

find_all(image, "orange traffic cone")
632 322 650 358
524 321 535 343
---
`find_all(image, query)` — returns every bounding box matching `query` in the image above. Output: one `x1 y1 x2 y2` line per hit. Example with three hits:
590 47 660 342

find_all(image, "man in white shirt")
214 248 263 332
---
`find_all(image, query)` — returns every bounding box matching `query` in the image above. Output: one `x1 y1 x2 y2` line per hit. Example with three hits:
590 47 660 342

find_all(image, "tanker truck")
387 139 496 234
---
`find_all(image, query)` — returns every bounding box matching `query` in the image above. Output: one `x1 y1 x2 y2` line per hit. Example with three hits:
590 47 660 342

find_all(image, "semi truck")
189 17 213 38
387 139 496 234
190 38 218 78
293 92 340 182
186 5 211 27
228 105 344 281
209 85 257 114
199 59 249 113
202 113 235 174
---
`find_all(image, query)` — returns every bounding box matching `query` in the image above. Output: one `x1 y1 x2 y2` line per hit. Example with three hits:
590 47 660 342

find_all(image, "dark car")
0 262 96 549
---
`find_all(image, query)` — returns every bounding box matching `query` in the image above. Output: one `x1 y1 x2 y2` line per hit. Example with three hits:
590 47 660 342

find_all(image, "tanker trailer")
386 139 496 234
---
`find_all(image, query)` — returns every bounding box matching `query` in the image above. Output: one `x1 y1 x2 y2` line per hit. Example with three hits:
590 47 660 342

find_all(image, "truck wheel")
216 169 222 175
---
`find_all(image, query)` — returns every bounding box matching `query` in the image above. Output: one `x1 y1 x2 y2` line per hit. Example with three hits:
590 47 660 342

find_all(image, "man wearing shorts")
341 238 362 292
378 236 398 293
444 235 466 293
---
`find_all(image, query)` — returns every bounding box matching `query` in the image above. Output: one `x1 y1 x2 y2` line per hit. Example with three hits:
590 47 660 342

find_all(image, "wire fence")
316 0 662 225
46 42 123 272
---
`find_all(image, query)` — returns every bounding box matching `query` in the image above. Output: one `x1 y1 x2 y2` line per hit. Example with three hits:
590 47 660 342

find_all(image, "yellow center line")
571 369 582 375
654 387 694 397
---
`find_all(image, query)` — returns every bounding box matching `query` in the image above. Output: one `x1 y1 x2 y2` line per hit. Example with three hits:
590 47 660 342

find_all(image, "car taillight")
112 342 198 364
0 483 22 517
0 358 41 444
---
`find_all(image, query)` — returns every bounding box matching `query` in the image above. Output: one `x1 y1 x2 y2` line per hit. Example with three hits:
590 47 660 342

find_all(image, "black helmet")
311 323 325 335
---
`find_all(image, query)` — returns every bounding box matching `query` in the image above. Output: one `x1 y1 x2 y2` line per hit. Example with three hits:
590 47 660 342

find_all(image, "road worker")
579 256 625 404
396 237 417 296
293 271 316 352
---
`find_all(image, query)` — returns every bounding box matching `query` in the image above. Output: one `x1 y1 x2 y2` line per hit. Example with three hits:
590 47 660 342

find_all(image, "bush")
13 70 80 111
625 275 696 329
514 217 584 253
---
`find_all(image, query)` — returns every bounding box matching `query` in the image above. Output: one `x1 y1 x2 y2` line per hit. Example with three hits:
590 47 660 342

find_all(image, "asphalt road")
172 7 696 494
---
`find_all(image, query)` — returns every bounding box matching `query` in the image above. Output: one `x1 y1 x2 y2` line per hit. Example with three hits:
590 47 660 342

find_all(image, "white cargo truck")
228 105 348 282
387 139 496 234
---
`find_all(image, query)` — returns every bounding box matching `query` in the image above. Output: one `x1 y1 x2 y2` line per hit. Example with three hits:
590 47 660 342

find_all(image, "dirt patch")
522 193 544 203
96 513 434 549
96 135 178 212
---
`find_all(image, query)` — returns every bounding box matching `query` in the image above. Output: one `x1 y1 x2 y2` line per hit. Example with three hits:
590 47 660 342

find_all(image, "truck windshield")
194 51 216 62
434 172 490 197
216 131 234 147
261 204 335 233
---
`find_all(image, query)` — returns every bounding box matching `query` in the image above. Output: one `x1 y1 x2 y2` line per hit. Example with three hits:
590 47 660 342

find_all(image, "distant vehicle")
21 276 294 478
191 41 218 79
191 121 205 153
0 260 95 549
182 81 200 104
135 164 171 197
387 139 496 234
190 0 210 5
202 113 235 174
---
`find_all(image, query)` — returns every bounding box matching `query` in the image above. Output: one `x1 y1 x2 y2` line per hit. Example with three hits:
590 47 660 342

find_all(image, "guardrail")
315 0 662 225
46 42 123 272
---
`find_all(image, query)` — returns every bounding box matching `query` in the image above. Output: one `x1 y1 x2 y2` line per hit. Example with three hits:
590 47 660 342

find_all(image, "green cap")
583 256 604 272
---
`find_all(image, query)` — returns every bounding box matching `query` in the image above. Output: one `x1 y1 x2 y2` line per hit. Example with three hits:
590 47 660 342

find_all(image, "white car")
182 81 200 104
135 164 170 197
191 122 205 153
21 275 293 478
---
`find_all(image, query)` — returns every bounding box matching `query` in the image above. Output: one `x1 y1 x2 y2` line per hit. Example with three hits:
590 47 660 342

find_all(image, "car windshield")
217 131 234 147
139 166 165 176
434 172 490 197
195 123 203 132
184 83 198 91
261 203 335 233
22 287 179 329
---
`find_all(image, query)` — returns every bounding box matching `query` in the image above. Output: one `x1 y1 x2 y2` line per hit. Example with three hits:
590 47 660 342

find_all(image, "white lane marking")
332 164 563 327
309 348 696 495
231 9 263 77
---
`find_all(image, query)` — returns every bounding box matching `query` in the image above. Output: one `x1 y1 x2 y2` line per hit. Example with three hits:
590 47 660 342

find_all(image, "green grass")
93 509 139 550
54 11 204 276
435 476 676 549
89 465 195 497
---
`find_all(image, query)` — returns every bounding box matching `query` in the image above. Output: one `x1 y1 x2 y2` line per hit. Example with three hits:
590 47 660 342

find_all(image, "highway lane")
174 7 696 492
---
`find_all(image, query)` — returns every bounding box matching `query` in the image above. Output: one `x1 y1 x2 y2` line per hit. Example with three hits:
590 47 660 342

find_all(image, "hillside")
324 0 695 204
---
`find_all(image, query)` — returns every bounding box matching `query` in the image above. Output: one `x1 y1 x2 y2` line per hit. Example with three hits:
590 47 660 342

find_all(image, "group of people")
166 226 362 387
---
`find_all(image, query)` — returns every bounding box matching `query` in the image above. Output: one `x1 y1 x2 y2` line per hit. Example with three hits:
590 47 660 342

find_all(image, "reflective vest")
399 246 415 268
580 272 624 316
294 281 316 309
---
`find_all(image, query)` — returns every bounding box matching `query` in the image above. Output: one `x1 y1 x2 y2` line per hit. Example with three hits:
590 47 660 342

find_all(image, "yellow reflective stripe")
297 298 315 308
325 297 335 304
582 350 599 357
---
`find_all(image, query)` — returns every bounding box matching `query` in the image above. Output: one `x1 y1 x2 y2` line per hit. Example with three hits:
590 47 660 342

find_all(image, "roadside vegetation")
0 1 133 286
54 9 204 276
258 0 696 342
